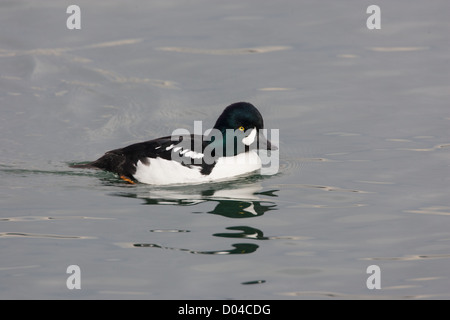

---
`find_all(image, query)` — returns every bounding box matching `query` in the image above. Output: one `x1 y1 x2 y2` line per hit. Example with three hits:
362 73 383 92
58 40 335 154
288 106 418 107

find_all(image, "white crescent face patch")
242 127 257 146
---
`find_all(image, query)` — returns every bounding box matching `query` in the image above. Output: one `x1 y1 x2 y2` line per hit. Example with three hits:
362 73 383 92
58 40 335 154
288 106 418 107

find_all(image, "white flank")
133 158 203 185
132 150 261 185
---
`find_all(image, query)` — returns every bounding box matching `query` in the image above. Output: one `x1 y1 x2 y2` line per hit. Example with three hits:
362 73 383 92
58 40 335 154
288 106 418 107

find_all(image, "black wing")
73 134 216 178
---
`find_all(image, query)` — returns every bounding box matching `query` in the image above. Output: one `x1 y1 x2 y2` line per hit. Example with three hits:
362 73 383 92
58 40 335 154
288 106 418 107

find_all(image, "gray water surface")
1 0 449 299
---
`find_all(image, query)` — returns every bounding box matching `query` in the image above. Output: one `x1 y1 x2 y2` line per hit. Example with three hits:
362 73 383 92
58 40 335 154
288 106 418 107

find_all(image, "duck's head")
212 102 277 153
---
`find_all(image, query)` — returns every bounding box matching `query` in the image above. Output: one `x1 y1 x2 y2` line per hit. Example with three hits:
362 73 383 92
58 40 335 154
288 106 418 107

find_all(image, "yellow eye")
238 126 245 131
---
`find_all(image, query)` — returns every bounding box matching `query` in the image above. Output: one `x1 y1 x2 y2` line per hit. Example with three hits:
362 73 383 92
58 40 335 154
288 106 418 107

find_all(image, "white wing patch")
165 143 204 160
183 150 204 159
172 145 204 160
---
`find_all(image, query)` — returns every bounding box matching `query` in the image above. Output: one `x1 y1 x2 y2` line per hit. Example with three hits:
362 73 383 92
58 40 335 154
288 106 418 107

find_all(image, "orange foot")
120 175 136 184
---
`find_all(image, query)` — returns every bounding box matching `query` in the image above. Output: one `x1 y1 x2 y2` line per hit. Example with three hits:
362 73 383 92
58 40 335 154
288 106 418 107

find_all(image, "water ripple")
362 253 450 261
0 216 112 222
0 232 95 239
278 290 437 299
405 206 450 216
157 46 291 55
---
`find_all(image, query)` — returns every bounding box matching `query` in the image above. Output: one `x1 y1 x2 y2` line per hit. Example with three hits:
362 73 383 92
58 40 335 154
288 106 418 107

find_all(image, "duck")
71 102 277 185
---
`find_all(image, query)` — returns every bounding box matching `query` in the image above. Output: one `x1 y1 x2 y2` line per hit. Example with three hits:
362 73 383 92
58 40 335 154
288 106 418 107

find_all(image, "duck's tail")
69 162 99 169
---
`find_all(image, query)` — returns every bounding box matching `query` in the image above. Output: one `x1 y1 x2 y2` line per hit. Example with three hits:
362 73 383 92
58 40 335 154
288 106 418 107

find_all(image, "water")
1 0 449 299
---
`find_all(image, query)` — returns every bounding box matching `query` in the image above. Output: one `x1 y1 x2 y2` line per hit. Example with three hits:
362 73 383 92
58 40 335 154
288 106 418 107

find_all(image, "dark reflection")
110 174 278 255
213 226 269 240
208 200 276 218
133 243 259 255
241 280 266 285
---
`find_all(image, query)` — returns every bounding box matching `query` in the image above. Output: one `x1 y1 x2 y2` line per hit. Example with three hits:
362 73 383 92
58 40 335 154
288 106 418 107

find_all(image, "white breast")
207 150 262 181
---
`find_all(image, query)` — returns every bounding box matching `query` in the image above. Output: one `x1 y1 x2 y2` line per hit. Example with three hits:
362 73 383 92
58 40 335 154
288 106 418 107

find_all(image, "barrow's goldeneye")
71 102 277 184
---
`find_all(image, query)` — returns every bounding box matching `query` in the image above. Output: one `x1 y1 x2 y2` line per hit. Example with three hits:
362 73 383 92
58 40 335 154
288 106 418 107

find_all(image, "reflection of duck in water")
114 179 278 218
208 199 275 218
213 226 270 240
116 181 279 255
133 242 259 255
